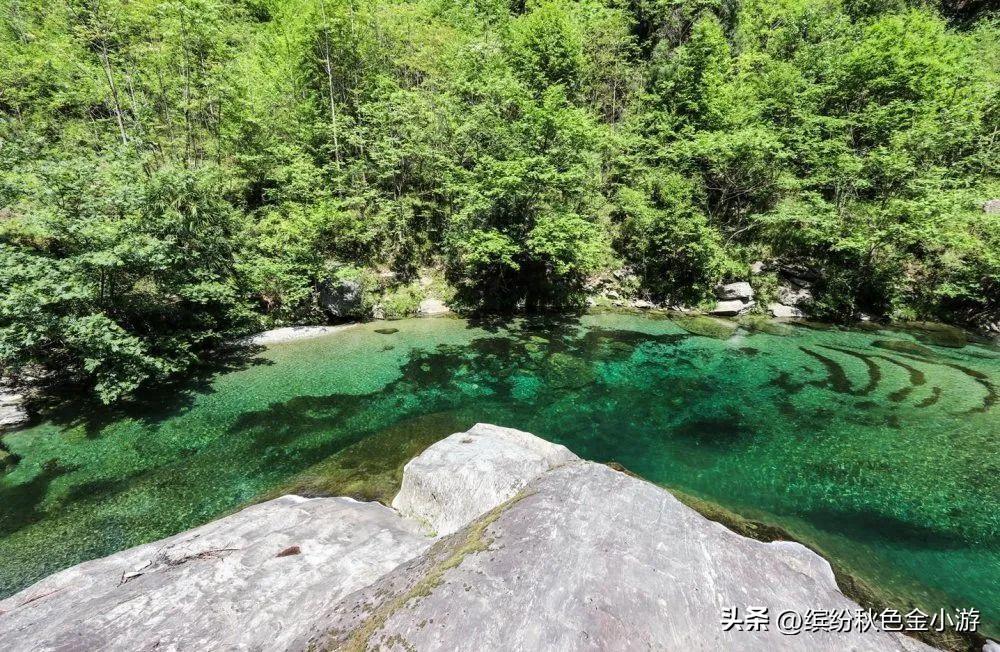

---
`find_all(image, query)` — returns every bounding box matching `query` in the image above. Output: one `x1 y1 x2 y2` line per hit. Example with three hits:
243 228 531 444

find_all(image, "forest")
1 0 998 402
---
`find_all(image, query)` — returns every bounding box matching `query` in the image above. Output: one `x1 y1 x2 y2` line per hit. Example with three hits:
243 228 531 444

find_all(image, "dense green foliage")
1 0 997 401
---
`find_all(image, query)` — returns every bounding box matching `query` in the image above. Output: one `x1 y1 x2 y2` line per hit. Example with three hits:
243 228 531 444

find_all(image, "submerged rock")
673 314 740 339
900 321 968 348
794 320 839 332
872 339 936 357
542 351 595 389
0 424 938 652
739 315 794 336
374 327 399 335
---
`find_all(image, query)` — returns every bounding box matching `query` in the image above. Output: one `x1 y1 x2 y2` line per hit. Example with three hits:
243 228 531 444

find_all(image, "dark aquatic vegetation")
898 322 969 349
0 314 998 638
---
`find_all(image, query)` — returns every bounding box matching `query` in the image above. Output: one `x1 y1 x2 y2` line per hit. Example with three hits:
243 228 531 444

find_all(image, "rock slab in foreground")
301 462 933 652
0 496 430 651
1 424 939 651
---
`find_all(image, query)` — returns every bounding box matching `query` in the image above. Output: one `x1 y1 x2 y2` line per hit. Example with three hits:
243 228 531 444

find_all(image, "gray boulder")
778 264 821 283
983 199 1000 214
769 302 805 319
0 388 28 433
711 299 755 316
777 283 813 306
317 277 363 318
716 281 754 301
392 423 577 536
711 282 756 316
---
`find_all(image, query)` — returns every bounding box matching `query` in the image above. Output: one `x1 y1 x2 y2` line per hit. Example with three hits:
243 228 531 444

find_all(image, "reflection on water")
1 313 998 636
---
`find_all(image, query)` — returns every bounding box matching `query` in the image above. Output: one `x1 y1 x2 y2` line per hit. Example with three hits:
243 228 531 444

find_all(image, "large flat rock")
711 298 755 316
0 495 430 651
300 463 933 652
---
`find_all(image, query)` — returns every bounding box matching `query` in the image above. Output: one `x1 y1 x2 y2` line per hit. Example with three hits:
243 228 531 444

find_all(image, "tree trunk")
319 0 342 169
99 43 129 145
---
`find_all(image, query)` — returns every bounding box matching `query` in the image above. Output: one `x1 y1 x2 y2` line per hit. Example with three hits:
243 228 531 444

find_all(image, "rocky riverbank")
1 423 974 651
0 383 29 435
240 323 361 346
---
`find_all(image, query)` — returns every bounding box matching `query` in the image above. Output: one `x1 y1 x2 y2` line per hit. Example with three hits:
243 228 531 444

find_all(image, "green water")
1 313 998 635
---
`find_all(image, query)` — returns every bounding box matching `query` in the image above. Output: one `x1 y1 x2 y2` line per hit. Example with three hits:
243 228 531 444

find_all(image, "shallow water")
1 313 998 635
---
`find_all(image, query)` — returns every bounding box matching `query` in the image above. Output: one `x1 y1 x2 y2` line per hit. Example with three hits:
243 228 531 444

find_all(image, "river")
1 312 997 636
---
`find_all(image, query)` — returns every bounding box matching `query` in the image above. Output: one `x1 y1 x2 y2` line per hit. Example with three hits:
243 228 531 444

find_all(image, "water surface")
1 313 997 635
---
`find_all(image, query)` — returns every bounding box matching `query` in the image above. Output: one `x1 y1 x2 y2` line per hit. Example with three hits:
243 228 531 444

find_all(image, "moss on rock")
872 339 937 356
670 314 739 339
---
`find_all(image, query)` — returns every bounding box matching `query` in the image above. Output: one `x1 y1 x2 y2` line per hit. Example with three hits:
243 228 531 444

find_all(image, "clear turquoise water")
1 313 997 635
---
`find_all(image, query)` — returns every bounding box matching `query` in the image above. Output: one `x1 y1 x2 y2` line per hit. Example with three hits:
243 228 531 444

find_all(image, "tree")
0 0 997 402
446 85 611 311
